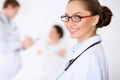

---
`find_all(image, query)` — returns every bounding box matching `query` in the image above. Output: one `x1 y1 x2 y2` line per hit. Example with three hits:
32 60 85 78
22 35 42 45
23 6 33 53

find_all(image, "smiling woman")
58 0 113 80
61 0 112 43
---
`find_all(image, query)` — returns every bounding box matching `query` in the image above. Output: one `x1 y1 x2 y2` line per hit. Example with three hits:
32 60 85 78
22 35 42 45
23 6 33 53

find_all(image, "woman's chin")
70 35 78 39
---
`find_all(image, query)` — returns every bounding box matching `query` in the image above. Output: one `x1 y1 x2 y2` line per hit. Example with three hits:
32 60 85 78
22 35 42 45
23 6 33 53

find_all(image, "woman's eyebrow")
65 12 82 16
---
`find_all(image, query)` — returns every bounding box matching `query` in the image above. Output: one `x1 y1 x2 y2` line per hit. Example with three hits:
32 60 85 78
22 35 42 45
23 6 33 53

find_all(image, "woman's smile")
68 28 80 34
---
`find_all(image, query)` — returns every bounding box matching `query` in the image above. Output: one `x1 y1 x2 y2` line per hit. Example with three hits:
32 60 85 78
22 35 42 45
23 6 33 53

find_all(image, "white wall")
0 0 120 80
98 0 120 80
16 0 69 41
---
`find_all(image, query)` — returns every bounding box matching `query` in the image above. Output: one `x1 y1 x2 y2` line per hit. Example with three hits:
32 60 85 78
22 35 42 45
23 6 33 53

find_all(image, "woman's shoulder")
76 44 106 68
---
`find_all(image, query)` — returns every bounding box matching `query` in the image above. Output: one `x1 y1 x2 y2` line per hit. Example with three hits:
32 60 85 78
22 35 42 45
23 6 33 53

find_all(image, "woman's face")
49 27 60 40
65 1 98 42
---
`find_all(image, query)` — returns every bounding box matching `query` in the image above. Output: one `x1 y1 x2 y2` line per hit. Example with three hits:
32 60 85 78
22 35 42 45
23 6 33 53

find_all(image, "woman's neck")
77 30 96 44
77 25 97 43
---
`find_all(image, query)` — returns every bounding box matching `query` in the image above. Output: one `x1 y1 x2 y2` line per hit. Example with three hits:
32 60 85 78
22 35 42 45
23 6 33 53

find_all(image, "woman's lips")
68 28 80 34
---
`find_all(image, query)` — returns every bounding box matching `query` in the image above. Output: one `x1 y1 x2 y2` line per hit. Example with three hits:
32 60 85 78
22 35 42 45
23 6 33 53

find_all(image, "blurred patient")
36 25 66 80
37 25 65 56
12 25 66 80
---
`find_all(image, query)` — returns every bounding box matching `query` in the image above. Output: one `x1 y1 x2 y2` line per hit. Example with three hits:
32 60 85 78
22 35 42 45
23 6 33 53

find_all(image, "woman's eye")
61 15 69 21
74 15 81 20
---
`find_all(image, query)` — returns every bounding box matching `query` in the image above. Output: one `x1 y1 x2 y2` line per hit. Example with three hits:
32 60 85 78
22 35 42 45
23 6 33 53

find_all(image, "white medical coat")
57 35 108 80
0 12 21 80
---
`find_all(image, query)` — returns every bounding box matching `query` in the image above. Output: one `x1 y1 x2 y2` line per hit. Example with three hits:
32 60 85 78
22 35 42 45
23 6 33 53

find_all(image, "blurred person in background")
12 25 67 80
36 25 66 80
0 0 33 80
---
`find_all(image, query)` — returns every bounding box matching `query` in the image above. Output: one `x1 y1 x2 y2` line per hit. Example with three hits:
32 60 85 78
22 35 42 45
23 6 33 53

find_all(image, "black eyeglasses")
61 15 92 22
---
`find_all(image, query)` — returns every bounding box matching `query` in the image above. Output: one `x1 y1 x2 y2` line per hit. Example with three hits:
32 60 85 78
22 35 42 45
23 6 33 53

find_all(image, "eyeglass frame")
61 14 92 22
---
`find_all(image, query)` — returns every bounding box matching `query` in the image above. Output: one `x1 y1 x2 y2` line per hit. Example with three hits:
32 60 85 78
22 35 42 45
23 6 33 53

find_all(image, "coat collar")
71 35 102 59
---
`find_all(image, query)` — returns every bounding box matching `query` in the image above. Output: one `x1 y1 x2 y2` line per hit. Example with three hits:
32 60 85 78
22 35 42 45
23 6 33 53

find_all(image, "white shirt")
0 12 21 80
57 35 108 80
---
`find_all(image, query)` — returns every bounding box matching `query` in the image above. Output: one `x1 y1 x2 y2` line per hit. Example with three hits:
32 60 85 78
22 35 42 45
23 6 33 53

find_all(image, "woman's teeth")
69 28 80 33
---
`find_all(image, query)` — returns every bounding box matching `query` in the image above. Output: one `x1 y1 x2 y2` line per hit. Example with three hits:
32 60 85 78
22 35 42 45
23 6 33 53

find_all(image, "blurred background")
0 0 120 80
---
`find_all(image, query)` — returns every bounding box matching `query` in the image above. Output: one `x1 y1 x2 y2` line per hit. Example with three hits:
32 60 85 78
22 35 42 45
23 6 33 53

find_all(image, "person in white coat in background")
0 0 33 80
57 0 113 80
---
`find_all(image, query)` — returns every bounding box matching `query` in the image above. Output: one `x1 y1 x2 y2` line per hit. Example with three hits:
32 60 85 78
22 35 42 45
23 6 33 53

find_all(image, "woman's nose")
65 20 75 28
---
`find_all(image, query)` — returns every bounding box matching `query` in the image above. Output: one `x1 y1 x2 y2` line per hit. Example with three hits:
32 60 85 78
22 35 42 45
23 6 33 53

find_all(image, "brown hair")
53 25 64 39
3 0 20 8
68 0 113 28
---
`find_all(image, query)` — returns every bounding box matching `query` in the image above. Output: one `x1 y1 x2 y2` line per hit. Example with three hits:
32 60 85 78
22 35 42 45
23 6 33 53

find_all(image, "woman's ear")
92 15 100 26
